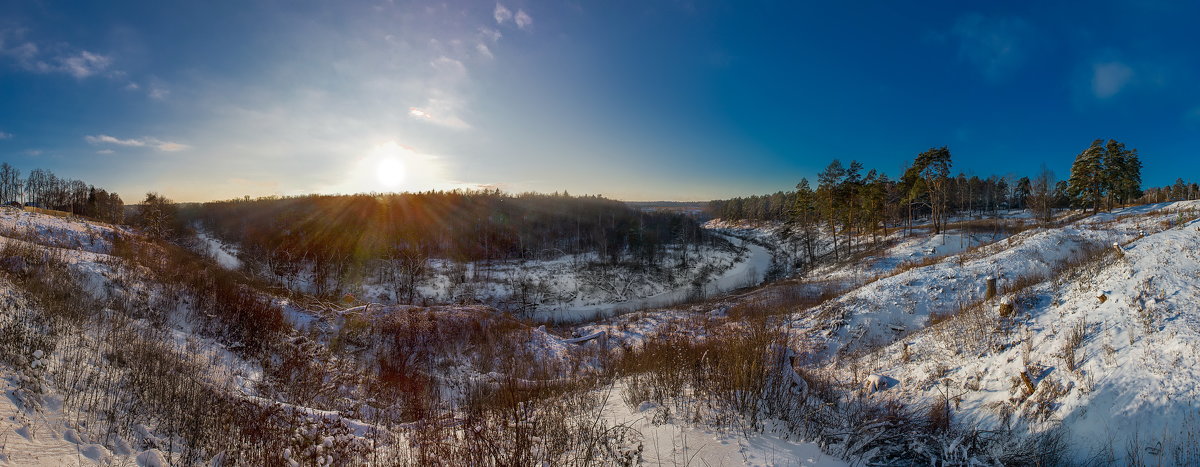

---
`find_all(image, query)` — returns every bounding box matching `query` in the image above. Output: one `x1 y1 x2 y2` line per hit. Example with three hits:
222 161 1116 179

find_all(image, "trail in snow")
535 234 773 322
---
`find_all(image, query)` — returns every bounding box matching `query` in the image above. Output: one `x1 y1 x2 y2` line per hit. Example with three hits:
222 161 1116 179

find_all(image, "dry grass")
1060 320 1087 373
23 205 75 218
725 281 842 320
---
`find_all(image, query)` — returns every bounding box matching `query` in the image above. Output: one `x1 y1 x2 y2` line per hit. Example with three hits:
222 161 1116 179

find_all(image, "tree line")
0 162 125 223
185 190 714 297
709 139 1147 267
1142 178 1200 203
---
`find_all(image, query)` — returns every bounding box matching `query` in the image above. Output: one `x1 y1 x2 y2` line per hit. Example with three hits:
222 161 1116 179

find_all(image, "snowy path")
536 233 773 322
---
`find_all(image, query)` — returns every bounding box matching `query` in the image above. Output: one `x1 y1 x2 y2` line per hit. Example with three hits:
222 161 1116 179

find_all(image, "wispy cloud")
59 50 112 78
950 13 1033 81
494 3 513 24
1 29 114 79
0 131 11 140
1090 61 1133 99
475 42 494 59
122 78 171 99
85 134 190 152
479 27 502 43
407 57 472 129
408 97 471 129
475 27 501 60
514 10 533 30
148 83 170 99
96 149 115 154
493 3 532 30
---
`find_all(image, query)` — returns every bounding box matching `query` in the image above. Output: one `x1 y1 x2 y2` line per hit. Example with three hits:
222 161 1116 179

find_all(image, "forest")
707 140 1193 264
0 162 125 223
184 191 716 298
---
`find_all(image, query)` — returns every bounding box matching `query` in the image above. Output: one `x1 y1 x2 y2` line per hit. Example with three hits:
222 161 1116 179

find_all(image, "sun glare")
340 140 461 194
372 143 408 189
376 157 405 188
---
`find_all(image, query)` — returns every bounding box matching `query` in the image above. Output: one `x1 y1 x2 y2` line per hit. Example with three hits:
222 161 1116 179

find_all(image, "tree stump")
985 276 997 300
1020 370 1036 396
999 297 1014 317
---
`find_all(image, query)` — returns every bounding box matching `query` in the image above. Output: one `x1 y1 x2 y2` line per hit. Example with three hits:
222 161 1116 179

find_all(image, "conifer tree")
817 160 845 260
786 178 819 267
1014 177 1031 209
1068 139 1106 213
1172 178 1187 201
1104 139 1141 206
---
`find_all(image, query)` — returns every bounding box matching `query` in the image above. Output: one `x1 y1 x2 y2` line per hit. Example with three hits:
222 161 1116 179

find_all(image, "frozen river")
534 233 773 322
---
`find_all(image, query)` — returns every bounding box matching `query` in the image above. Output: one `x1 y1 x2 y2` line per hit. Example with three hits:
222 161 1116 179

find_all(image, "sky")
1 0 1199 203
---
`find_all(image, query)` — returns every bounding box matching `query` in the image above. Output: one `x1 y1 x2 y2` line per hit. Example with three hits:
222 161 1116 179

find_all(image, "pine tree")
1104 139 1141 206
786 178 818 268
842 160 864 256
1068 139 1106 213
1172 178 1187 201
817 160 845 260
1014 176 1031 209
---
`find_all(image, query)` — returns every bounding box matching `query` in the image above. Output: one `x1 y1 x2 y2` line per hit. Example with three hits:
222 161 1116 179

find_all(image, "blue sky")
1 1 1198 202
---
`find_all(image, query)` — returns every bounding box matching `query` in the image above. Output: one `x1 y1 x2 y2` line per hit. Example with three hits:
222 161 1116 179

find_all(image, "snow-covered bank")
533 234 772 322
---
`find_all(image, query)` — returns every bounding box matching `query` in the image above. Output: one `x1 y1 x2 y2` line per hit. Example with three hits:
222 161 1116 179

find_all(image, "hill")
1 201 1198 464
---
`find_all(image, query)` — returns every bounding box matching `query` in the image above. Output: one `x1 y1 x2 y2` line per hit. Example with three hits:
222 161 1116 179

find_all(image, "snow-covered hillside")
596 201 1200 464
3 202 1200 465
832 201 1200 462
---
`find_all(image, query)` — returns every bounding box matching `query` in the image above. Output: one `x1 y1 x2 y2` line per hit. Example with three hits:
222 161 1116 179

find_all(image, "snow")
0 206 117 254
0 373 138 465
823 201 1200 462
136 449 169 467
194 228 241 270
599 382 846 466
5 202 1200 464
534 234 772 322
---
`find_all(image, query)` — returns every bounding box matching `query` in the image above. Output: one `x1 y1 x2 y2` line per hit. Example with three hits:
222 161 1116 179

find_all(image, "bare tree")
1029 165 1056 223
0 163 21 203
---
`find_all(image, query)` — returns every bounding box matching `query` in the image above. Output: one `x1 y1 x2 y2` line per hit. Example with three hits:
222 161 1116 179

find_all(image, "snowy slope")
0 207 117 254
832 201 1200 462
5 202 1200 465
795 204 1200 359
0 270 168 466
599 383 846 467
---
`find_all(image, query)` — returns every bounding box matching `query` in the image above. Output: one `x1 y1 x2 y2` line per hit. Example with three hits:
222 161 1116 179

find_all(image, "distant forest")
0 162 125 223
186 191 713 296
710 138 1200 223
709 140 1197 264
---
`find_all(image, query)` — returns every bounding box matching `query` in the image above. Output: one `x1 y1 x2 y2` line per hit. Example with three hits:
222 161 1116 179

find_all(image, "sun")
369 142 408 189
376 155 406 189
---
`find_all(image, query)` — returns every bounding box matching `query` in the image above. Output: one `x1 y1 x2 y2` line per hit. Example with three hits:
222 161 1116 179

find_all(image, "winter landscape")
4 1 1200 466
